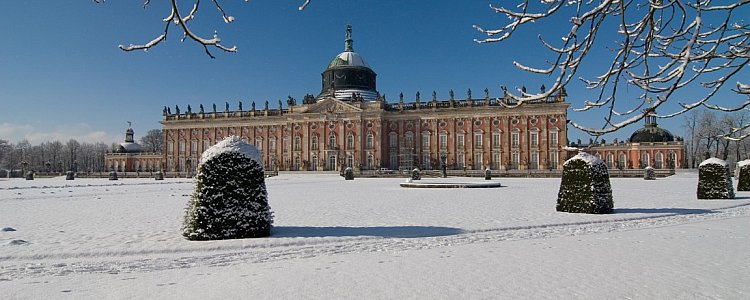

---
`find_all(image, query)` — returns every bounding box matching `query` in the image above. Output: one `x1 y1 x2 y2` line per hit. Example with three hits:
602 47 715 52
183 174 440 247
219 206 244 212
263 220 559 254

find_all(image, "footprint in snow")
1 227 16 232
8 239 29 246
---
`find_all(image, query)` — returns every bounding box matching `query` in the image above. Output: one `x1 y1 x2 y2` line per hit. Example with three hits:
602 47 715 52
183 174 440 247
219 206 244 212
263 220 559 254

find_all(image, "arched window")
655 153 664 169
607 154 614 169
619 153 627 169
328 133 336 148
347 133 354 149
294 136 301 151
311 135 318 150
641 152 650 168
366 133 374 149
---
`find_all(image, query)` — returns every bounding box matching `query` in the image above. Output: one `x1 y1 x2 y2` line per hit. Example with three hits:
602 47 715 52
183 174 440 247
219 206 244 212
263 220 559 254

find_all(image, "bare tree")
140 129 164 153
475 0 749 137
95 0 313 58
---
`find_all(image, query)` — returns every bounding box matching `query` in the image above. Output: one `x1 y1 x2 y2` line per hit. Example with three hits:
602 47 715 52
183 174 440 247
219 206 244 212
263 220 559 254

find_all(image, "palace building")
104 126 162 172
159 26 571 173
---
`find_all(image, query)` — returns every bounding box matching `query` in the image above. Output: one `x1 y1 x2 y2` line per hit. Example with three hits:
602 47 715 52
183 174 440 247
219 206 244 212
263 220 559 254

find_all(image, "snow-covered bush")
109 171 118 181
697 158 735 199
484 168 492 180
154 171 164 181
644 166 655 180
183 136 273 240
344 167 354 180
66 171 75 180
557 152 613 214
737 160 750 191
24 171 34 181
411 168 421 180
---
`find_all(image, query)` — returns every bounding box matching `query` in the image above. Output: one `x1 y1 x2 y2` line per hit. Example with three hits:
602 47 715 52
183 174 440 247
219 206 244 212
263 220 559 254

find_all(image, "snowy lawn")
1 171 749 299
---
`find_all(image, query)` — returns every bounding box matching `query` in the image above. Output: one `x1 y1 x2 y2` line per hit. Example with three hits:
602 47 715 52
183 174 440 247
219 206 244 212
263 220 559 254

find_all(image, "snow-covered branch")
476 0 750 138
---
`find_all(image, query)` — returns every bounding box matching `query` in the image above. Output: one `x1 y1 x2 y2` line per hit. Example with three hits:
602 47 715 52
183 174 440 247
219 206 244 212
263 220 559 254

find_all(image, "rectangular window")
493 133 500 147
474 153 482 170
203 140 210 152
439 134 447 149
390 135 398 148
179 141 185 153
530 132 538 147
493 153 501 170
512 152 520 169
423 153 431 169
551 151 559 170
550 132 558 147
530 151 539 170
457 134 464 148
405 135 414 148
255 139 262 151
191 140 198 154
422 135 430 148
167 141 174 153
311 136 318 150
347 135 354 149
474 133 482 147
269 139 276 151
457 153 465 169
511 132 519 147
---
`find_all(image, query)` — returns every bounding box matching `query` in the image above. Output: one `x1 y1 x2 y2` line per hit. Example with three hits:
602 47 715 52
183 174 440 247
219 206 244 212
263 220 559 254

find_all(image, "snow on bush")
411 168 421 180
697 158 735 199
644 166 655 180
183 136 273 240
738 160 750 191
557 152 613 214
344 167 355 180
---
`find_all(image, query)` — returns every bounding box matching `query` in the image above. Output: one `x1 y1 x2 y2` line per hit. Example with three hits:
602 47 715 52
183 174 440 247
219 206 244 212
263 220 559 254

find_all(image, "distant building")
104 127 162 172
159 25 570 173
567 112 685 169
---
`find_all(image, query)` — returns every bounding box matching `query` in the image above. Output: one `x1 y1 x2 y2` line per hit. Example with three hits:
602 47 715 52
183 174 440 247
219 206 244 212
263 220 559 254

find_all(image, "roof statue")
344 24 353 52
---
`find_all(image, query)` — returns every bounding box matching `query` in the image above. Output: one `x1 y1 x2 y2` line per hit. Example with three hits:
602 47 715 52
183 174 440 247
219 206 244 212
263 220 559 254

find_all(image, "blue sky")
0 1 744 145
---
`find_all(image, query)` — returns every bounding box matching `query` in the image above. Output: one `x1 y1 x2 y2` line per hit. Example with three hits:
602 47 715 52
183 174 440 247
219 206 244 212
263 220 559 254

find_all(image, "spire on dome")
344 24 353 52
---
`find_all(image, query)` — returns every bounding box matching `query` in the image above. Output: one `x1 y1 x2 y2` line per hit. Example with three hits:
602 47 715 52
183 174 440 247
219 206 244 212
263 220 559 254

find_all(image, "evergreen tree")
697 158 735 199
183 136 273 240
557 152 613 214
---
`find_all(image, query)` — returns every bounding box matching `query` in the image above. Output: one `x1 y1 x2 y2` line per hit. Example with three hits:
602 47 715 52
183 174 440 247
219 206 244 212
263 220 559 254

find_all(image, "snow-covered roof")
327 51 371 69
200 136 261 166
564 151 604 166
119 142 143 153
699 157 728 167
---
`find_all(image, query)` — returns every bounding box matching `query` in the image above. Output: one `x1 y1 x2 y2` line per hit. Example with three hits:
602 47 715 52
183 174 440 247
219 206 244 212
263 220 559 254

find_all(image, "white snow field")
1 171 749 299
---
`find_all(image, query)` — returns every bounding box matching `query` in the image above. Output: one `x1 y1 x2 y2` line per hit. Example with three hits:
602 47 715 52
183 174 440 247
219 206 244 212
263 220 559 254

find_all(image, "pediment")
303 98 363 114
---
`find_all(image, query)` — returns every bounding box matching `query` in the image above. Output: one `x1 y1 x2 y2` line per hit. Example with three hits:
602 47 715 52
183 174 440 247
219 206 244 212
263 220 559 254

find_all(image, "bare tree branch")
476 0 750 138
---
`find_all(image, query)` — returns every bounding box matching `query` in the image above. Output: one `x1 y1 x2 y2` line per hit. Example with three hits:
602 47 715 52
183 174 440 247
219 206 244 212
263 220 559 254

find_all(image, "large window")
311 155 318 170
457 133 465 148
511 132 519 147
367 154 374 169
405 133 414 149
439 133 447 149
255 138 263 151
269 138 276 151
422 134 430 148
423 153 431 169
328 133 336 148
457 153 465 169
294 136 301 151
655 153 664 169
607 154 614 169
493 153 501 170
530 151 539 170
191 140 198 154
474 133 482 147
311 135 318 150
347 133 354 149
619 153 627 169
366 133 374 149
493 133 501 147
179 140 185 153
474 153 482 170
530 132 538 147
511 152 520 169
389 134 398 148
641 152 650 168
550 151 559 170
550 131 558 147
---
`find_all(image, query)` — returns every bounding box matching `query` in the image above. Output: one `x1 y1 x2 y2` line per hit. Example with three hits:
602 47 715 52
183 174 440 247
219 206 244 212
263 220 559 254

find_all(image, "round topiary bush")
697 158 735 199
344 167 354 180
183 136 273 240
109 171 118 181
154 171 164 181
557 152 613 214
411 168 421 180
644 166 656 180
737 159 750 192
484 168 492 180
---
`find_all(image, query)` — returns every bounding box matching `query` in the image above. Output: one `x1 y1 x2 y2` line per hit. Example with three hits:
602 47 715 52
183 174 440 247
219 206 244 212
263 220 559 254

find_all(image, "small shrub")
557 152 613 214
411 168 421 180
109 171 118 181
484 168 492 180
737 160 750 191
183 136 273 240
25 171 34 181
697 158 735 199
344 167 354 180
66 171 75 180
644 166 655 180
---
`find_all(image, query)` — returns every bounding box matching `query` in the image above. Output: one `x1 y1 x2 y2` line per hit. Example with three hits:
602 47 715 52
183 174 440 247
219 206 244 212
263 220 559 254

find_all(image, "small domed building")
570 111 684 170
104 126 163 173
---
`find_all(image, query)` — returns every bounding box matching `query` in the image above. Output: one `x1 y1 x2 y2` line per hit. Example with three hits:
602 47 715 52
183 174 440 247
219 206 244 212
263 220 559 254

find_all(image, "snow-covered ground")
1 171 749 299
